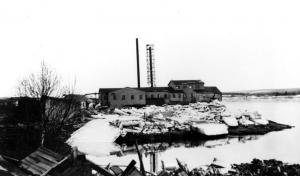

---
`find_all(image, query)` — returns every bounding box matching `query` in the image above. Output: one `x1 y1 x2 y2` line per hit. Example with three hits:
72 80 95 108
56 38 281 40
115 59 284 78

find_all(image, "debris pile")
104 100 270 138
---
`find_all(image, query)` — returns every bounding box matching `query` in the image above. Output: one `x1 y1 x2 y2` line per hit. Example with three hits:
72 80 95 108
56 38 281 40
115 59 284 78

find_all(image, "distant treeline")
223 88 300 96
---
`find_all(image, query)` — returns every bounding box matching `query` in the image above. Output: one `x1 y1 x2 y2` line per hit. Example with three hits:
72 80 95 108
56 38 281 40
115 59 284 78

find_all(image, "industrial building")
99 80 222 108
99 39 222 108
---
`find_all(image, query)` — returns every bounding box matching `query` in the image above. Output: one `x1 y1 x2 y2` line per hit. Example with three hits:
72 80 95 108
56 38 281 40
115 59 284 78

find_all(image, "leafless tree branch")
17 61 78 146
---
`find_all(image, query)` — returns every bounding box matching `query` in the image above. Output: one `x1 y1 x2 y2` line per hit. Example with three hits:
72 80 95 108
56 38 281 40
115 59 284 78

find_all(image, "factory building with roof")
99 39 222 108
99 80 222 108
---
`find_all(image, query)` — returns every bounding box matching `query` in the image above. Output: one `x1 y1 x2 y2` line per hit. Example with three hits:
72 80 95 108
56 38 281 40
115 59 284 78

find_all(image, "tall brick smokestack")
136 38 141 88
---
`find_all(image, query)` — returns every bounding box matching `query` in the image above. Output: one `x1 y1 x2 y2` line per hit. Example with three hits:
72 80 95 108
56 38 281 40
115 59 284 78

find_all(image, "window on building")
151 94 154 98
178 94 181 98
139 95 143 100
173 94 176 98
191 93 193 97
112 93 116 100
164 94 168 99
122 95 125 100
157 94 160 98
131 95 134 100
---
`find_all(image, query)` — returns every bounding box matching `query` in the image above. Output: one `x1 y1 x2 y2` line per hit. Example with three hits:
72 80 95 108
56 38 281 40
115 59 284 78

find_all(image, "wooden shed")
19 147 68 176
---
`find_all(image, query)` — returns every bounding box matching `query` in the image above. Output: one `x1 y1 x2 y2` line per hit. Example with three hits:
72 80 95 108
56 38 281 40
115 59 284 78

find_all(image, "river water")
71 96 300 171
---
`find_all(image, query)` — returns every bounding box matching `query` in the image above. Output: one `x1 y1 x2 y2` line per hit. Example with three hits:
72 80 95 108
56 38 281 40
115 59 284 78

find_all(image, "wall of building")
145 92 168 99
168 92 184 102
108 88 146 107
99 93 109 106
169 81 204 90
196 92 222 102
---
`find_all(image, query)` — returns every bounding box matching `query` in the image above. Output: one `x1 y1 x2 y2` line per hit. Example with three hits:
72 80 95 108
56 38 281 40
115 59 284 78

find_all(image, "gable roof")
99 88 121 93
169 80 204 85
111 87 145 94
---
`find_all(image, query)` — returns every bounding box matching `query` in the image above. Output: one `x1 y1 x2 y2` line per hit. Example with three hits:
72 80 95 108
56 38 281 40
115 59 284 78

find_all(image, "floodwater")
71 96 300 171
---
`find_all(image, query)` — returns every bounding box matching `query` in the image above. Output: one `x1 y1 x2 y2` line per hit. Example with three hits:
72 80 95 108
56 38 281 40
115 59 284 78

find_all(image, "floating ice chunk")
222 117 238 127
67 118 120 156
193 123 228 136
238 117 255 126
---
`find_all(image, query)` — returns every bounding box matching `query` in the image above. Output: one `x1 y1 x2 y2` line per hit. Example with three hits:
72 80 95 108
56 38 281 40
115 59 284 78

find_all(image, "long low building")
99 80 222 108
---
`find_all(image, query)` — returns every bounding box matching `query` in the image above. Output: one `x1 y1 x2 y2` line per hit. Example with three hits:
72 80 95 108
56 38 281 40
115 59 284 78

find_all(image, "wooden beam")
89 160 114 176
121 160 136 176
135 142 146 176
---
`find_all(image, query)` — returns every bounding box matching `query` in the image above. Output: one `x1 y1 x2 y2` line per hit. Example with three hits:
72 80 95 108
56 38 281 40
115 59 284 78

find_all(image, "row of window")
112 94 144 100
174 84 201 90
111 93 195 101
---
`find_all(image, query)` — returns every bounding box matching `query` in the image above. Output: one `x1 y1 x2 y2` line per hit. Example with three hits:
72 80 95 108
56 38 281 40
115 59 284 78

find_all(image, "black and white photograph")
1 0 300 175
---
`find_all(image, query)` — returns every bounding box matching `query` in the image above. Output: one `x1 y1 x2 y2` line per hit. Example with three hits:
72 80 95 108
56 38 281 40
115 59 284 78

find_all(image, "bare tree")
18 61 61 98
17 61 78 146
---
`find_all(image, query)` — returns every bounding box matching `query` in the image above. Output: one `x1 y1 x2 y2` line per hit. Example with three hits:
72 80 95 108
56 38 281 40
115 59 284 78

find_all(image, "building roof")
99 87 185 94
64 94 88 102
99 86 222 94
169 80 204 85
139 87 170 92
19 147 67 176
195 87 222 94
99 88 122 93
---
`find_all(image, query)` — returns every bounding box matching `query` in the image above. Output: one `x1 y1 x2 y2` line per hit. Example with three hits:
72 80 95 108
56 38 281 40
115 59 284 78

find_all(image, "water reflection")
112 135 260 157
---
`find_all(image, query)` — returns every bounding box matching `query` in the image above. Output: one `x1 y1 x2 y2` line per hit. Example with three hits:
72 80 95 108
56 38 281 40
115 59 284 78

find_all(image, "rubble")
83 100 292 145
106 100 270 136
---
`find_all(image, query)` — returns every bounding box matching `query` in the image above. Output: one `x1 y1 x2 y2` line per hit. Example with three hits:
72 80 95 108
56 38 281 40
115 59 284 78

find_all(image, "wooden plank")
35 161 52 172
0 157 29 176
21 159 44 175
134 143 146 176
38 148 62 161
88 160 114 176
21 158 47 174
39 147 63 161
157 171 170 176
121 160 136 176
40 156 69 176
127 168 143 176
22 157 48 174
34 150 59 164
30 152 54 166
26 167 43 176
110 166 123 176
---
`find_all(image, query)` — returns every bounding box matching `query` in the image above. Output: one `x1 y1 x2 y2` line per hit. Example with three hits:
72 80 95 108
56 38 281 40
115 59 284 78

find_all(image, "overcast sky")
1 0 300 97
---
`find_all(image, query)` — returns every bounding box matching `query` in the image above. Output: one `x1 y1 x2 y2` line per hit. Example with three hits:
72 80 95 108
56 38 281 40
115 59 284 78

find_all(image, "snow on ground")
67 115 121 157
67 100 268 157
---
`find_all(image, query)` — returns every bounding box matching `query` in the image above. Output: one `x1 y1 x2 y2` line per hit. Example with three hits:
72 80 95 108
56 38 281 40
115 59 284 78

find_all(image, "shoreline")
115 120 293 145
